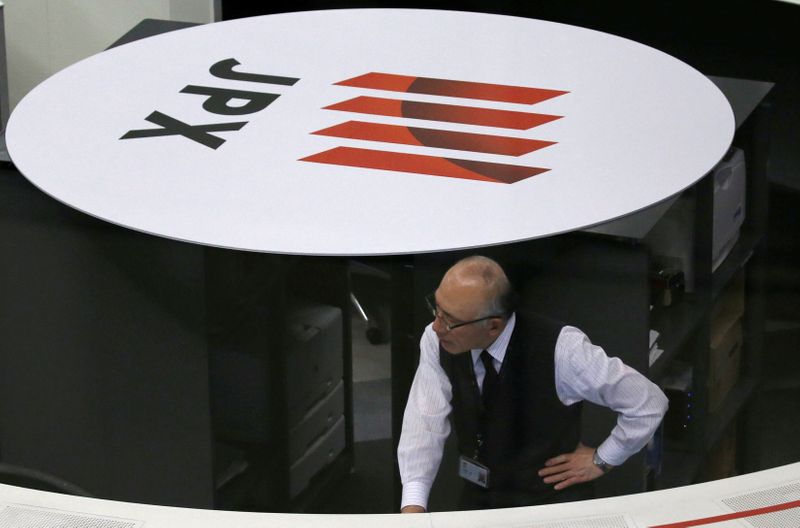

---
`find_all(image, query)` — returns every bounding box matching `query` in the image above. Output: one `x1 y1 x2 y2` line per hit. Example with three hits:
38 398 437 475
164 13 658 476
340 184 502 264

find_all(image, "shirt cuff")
596 437 629 467
401 481 431 511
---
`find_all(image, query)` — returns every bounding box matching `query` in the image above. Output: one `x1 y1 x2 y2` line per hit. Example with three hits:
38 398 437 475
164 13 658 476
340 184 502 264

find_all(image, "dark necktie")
480 350 498 406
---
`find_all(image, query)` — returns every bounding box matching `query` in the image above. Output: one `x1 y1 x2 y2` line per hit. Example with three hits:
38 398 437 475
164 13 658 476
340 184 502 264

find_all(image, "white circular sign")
7 9 734 256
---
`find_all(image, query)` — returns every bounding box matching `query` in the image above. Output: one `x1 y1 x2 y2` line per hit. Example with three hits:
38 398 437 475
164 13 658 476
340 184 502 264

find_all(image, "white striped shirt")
397 313 669 510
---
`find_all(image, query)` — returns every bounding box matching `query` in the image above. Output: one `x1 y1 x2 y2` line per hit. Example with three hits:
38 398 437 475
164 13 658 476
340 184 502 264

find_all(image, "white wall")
3 0 218 111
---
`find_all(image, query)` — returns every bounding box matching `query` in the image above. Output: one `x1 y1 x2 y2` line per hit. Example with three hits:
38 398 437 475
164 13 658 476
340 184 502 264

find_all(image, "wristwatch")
592 450 614 474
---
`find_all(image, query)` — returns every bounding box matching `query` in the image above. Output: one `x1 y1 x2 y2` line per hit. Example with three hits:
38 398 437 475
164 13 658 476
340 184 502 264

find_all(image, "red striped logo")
300 73 567 184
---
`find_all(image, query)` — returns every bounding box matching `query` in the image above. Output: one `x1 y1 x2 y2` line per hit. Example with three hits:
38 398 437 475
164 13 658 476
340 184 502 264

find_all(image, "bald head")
441 256 512 319
432 256 513 352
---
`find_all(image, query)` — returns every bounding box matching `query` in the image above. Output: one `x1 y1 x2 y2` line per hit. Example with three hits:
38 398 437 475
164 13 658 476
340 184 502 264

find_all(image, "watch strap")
593 450 614 473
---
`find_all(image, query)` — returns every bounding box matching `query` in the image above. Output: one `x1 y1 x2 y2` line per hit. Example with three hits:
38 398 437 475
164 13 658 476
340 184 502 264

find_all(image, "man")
398 255 668 512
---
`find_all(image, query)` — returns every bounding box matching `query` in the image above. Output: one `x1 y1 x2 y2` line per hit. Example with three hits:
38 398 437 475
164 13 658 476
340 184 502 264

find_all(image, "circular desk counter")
7 9 733 256
1 463 799 528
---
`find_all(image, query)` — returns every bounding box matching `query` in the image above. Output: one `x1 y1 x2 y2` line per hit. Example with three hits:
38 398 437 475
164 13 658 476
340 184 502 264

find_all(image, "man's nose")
432 314 444 334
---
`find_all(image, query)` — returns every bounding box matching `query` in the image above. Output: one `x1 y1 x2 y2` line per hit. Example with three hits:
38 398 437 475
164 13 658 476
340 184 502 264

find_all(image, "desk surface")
7 9 733 255
2 463 799 527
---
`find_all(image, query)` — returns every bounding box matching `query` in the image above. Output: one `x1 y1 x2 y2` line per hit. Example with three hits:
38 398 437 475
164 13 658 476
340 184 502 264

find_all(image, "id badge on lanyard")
458 455 490 488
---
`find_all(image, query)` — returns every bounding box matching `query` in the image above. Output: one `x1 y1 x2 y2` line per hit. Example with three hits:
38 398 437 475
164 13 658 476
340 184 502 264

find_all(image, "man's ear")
488 317 504 336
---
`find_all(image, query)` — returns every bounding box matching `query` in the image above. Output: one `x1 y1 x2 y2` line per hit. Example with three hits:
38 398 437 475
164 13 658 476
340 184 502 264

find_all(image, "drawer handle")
305 419 339 450
304 383 337 413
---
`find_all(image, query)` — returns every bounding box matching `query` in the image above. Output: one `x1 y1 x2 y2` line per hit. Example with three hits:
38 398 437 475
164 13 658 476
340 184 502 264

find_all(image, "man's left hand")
538 442 605 490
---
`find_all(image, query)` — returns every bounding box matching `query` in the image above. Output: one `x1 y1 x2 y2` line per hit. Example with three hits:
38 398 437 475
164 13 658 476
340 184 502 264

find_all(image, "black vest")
439 311 582 495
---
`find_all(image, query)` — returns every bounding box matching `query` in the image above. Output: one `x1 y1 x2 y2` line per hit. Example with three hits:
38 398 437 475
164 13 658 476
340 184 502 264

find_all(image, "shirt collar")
470 312 516 367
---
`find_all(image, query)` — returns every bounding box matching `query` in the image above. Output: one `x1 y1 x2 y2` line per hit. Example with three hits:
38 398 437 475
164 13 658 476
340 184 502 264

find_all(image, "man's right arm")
397 324 453 513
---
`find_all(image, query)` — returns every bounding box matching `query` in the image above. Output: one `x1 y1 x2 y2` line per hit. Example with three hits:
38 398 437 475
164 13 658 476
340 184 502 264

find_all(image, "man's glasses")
425 293 503 332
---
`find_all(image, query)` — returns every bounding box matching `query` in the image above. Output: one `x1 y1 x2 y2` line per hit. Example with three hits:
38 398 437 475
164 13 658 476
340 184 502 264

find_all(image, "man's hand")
401 505 426 513
538 442 605 491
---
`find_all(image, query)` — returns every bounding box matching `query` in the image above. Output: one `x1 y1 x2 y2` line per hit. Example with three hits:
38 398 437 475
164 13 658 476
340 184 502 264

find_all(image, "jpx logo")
300 72 567 184
121 63 566 185
120 58 299 149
